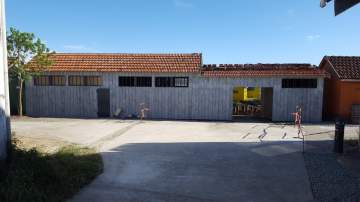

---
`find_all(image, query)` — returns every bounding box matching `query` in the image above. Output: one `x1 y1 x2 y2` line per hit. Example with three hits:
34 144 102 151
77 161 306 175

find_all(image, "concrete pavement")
12 118 315 202
71 141 313 202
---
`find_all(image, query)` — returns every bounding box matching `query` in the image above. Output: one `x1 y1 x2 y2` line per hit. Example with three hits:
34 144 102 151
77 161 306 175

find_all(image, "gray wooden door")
97 88 110 117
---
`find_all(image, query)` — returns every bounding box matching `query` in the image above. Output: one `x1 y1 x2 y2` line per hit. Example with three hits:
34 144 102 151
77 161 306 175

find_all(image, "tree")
7 27 53 116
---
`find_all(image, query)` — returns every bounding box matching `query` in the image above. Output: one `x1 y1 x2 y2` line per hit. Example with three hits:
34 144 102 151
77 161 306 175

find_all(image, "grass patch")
0 142 103 202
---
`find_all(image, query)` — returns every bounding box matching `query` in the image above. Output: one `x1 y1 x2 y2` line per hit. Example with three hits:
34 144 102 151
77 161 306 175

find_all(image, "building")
0 0 10 160
26 53 328 122
233 87 261 102
320 56 360 123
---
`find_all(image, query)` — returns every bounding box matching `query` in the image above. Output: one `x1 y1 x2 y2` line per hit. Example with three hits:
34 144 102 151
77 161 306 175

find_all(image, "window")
85 76 102 86
34 76 50 86
282 79 317 88
34 75 66 86
119 77 135 87
155 77 189 87
136 77 152 87
155 77 173 87
68 76 102 86
119 77 152 87
174 77 189 87
51 76 66 86
68 76 84 86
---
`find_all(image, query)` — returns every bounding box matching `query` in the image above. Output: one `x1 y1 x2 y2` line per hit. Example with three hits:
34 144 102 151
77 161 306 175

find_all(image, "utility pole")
0 0 11 161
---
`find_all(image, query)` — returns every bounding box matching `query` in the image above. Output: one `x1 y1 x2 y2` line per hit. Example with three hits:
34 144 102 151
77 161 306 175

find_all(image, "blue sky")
6 0 360 65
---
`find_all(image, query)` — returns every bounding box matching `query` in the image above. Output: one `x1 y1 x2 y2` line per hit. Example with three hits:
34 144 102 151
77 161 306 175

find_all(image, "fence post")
334 120 345 153
358 125 360 151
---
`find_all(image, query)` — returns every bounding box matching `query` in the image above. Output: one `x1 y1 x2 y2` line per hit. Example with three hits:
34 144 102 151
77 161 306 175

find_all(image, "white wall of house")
25 72 324 122
0 0 10 160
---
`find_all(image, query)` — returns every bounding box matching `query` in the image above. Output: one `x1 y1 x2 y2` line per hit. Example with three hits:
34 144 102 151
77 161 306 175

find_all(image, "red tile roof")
323 56 360 80
202 64 329 78
30 53 328 78
39 53 202 73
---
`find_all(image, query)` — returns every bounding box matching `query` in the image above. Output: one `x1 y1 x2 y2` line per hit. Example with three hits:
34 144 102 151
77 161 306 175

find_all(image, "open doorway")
232 87 273 121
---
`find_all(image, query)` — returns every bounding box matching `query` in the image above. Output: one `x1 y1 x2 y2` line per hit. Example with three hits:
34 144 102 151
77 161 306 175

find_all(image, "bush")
0 143 103 202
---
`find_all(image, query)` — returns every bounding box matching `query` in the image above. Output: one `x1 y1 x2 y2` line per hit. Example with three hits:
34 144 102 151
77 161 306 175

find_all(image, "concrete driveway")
12 118 314 202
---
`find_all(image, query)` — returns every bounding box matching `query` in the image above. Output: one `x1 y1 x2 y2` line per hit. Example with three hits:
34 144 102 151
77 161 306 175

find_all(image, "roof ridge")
327 55 360 58
203 63 313 65
52 53 202 56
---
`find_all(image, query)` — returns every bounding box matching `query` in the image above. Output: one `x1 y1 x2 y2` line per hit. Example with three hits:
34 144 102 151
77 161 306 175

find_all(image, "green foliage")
7 27 54 115
7 27 54 80
0 143 103 202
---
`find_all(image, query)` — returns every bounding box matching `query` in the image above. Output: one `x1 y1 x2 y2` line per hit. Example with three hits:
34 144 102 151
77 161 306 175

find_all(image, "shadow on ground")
71 141 313 202
303 139 360 202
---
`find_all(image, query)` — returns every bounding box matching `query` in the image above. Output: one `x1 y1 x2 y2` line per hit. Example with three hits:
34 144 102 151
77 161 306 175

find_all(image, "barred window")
34 76 50 86
135 77 152 87
119 77 135 87
155 77 189 87
119 77 152 87
155 77 173 87
174 77 188 87
68 76 102 86
282 79 317 88
85 76 102 86
34 75 65 86
68 76 84 86
51 76 66 86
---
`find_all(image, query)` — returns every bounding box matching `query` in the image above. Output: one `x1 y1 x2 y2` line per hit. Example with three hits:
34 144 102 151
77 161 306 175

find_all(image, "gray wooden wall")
25 72 324 122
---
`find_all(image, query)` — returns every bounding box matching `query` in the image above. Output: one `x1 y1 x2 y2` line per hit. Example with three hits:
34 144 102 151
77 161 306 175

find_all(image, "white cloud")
63 44 97 52
173 0 194 8
306 35 321 41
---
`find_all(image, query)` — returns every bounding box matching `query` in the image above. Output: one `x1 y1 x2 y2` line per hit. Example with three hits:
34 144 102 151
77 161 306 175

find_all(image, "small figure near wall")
139 103 150 120
292 105 303 138
113 108 123 118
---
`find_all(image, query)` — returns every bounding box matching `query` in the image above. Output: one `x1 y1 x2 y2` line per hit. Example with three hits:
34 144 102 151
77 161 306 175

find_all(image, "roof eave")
340 79 360 82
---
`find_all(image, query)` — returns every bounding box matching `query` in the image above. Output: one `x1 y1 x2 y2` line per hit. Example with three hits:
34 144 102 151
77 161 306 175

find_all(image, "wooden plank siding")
25 72 324 122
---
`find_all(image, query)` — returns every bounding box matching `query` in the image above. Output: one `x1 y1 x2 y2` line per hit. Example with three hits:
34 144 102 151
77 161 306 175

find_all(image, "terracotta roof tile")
325 56 360 80
201 64 329 77
29 53 328 78
35 53 202 73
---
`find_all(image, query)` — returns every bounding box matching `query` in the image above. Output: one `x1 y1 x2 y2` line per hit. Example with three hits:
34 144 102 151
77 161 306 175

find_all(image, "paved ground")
12 118 317 202
299 124 360 202
10 118 354 202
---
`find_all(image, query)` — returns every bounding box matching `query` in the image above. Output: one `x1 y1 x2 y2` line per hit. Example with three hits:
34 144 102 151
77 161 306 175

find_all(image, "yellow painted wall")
233 87 261 102
233 87 245 102
246 87 261 100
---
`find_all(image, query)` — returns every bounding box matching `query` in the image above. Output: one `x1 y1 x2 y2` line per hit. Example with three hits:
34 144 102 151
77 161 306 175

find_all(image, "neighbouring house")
320 56 360 123
26 53 328 122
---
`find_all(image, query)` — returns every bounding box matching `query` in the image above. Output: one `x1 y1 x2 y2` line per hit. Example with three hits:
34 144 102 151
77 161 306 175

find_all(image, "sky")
5 0 360 65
